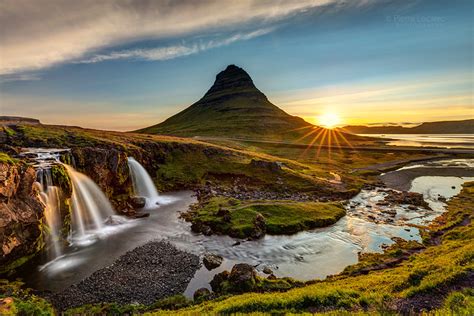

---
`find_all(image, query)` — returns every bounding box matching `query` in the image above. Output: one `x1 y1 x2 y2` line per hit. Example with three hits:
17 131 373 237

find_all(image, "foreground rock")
210 263 302 295
49 241 200 311
211 263 257 293
203 253 223 270
0 158 45 274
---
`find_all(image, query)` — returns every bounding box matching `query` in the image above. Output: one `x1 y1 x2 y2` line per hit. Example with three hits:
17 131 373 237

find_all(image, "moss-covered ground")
184 197 345 238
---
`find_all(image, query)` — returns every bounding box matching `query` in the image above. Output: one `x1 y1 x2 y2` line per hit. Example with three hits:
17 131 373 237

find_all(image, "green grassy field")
184 196 346 238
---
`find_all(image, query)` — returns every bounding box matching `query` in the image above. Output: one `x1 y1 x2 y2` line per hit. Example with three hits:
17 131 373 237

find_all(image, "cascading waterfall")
37 167 62 260
23 148 124 260
64 165 116 241
127 157 159 201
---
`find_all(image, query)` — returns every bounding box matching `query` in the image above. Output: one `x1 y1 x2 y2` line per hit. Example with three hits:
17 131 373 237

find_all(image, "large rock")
203 253 223 270
193 287 211 302
384 190 430 209
0 161 45 274
228 263 257 293
130 196 146 209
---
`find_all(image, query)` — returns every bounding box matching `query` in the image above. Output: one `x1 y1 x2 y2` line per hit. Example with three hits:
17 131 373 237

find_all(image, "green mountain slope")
136 65 313 140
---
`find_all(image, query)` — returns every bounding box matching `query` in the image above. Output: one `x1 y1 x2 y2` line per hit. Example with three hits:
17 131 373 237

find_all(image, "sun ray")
299 127 326 159
295 127 320 143
316 129 329 158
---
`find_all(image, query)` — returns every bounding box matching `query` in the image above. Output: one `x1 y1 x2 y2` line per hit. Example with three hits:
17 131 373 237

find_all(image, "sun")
317 112 341 129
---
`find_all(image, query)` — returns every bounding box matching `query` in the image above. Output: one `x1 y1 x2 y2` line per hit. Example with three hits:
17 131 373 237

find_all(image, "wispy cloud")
78 28 274 64
0 0 368 75
0 73 41 83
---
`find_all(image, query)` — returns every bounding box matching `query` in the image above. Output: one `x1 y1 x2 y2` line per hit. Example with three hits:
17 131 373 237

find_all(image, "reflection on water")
399 158 474 171
358 134 474 149
410 176 474 213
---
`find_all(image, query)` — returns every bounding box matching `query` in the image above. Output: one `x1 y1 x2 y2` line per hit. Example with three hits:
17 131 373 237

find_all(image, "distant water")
358 134 474 149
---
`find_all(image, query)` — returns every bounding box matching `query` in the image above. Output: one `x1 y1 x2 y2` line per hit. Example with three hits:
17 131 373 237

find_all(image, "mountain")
136 65 314 140
339 119 474 134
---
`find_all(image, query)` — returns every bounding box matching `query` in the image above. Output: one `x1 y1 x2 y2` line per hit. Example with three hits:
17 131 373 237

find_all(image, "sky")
0 0 473 131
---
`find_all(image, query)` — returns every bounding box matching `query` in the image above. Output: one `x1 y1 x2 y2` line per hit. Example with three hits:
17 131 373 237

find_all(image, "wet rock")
262 266 273 274
267 273 277 280
384 190 430 209
193 288 211 302
190 221 213 236
201 225 213 236
130 196 146 209
132 213 150 219
210 270 230 292
228 263 257 292
232 241 241 246
203 253 223 270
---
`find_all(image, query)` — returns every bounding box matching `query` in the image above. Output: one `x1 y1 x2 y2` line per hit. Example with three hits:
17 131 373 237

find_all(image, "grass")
0 152 17 164
185 197 346 238
0 280 54 316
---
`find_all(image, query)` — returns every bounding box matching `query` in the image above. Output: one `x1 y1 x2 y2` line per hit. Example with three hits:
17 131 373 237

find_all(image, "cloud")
78 28 274 63
0 73 41 83
0 0 362 75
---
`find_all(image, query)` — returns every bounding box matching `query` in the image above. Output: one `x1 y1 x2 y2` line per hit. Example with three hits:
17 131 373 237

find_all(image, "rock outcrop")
0 160 45 273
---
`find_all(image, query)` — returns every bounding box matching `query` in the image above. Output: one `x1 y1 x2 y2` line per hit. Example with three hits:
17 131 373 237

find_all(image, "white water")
64 165 117 245
36 168 63 260
127 157 160 205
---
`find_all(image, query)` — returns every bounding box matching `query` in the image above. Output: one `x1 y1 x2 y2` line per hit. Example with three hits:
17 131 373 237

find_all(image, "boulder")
262 266 273 274
210 270 229 292
228 263 257 292
384 190 430 209
193 287 211 302
130 196 146 209
203 253 223 270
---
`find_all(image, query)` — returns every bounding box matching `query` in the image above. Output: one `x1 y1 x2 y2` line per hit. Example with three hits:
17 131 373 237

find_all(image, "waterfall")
64 165 116 241
127 157 159 200
37 168 62 260
24 148 123 251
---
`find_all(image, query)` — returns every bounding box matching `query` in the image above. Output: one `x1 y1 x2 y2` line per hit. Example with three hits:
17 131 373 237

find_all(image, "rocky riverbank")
48 241 200 311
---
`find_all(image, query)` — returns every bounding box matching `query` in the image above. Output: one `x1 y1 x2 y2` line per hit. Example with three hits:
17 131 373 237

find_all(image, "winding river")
18 157 474 299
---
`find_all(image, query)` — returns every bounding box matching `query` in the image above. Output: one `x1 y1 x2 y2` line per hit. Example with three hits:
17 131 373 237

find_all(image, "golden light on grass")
290 115 357 162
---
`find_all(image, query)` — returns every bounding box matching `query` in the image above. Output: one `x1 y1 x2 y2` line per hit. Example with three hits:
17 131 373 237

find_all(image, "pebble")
48 241 200 311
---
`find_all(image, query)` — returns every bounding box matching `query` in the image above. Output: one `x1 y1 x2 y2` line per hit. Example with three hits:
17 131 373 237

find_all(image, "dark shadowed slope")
136 65 314 140
339 119 474 134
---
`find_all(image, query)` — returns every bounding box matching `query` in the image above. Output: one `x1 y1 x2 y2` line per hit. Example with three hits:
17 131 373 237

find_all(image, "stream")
18 156 474 299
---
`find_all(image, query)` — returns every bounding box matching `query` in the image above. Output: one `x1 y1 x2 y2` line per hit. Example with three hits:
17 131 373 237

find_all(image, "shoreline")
380 166 474 191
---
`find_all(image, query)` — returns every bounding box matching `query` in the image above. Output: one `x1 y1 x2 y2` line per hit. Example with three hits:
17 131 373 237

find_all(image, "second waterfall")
127 157 160 207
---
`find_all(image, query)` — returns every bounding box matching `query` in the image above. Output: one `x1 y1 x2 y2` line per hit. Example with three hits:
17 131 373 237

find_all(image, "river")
358 134 474 149
18 158 474 299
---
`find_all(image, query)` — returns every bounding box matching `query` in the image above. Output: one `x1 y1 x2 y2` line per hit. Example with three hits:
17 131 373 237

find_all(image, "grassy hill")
136 65 316 141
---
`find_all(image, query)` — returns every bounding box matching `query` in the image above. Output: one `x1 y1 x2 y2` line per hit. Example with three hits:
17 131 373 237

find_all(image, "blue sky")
0 0 472 130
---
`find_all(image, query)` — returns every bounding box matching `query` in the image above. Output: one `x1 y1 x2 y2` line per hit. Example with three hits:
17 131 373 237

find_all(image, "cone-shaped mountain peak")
137 65 313 139
200 64 265 103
